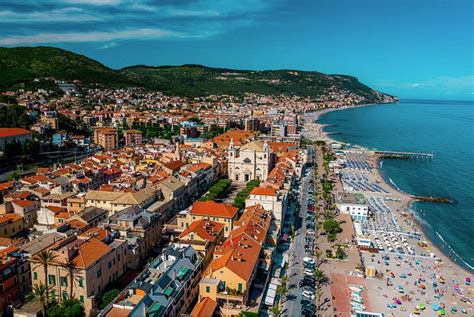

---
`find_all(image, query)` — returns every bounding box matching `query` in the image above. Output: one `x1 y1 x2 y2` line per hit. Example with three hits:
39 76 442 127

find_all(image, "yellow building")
29 232 129 315
178 201 239 237
0 213 24 238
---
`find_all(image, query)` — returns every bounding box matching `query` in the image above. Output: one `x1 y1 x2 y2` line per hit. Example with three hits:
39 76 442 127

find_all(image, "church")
227 139 273 183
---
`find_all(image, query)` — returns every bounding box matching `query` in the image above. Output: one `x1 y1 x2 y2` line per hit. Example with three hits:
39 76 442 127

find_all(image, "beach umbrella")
419 304 426 310
438 309 446 315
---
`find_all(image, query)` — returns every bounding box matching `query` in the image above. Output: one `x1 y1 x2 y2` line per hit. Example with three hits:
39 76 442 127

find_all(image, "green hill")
0 46 133 90
119 64 391 101
0 46 395 102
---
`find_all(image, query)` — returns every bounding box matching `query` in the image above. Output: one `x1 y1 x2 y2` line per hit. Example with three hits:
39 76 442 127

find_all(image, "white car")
303 257 315 265
304 268 314 276
302 290 315 300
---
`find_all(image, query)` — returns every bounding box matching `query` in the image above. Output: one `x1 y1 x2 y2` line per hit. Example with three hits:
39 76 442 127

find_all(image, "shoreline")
304 105 473 275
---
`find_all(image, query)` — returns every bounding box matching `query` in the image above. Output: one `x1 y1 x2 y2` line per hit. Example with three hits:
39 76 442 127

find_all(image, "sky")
1 0 473 100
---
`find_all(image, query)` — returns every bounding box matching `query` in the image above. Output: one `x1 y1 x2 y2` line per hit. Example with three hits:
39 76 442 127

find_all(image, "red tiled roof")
0 128 31 138
179 219 224 242
190 297 217 317
250 186 277 196
191 201 238 218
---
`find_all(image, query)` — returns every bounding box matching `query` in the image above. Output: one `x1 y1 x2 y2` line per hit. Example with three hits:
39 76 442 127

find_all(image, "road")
284 146 315 316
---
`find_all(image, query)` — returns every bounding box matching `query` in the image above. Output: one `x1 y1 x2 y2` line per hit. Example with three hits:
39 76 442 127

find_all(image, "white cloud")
0 8 100 22
0 28 183 45
61 0 122 5
98 41 118 49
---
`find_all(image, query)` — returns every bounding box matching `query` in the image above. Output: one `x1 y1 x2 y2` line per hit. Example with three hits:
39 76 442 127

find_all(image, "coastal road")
285 146 314 316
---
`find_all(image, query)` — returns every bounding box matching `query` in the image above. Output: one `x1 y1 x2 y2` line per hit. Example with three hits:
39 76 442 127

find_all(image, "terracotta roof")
191 201 238 218
72 237 112 269
190 297 217 317
79 227 109 241
250 186 277 196
0 128 31 138
65 219 87 230
163 160 186 172
179 219 224 242
0 213 23 224
12 199 37 208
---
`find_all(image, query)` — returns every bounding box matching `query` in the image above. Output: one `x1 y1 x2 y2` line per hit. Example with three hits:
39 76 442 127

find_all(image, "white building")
228 139 273 183
336 192 369 221
245 186 288 229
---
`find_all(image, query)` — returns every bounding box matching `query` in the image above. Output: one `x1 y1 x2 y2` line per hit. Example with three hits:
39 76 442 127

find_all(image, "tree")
61 259 78 299
99 289 120 309
269 304 282 317
335 245 346 260
48 299 84 317
281 275 289 288
315 250 324 267
276 284 288 303
313 268 330 287
26 283 50 317
323 219 341 235
33 250 58 304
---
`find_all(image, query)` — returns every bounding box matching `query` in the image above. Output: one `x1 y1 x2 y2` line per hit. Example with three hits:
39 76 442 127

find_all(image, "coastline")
304 105 473 276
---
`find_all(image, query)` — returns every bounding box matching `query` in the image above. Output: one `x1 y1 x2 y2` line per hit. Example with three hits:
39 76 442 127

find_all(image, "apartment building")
0 214 24 238
94 128 118 150
123 129 143 146
99 244 203 317
29 234 129 314
178 201 239 237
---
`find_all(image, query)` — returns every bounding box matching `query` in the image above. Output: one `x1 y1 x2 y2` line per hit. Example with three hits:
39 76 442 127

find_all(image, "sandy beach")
303 106 473 316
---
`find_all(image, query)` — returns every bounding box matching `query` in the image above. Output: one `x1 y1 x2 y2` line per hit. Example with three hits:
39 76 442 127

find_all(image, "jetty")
375 150 433 161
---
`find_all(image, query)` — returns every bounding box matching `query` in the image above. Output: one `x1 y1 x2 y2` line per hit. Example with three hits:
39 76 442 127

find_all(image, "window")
49 275 56 285
97 269 102 278
108 261 112 269
80 295 84 303
225 227 228 231
78 278 84 288
62 291 68 300
33 272 38 280
51 290 56 301
206 286 210 293
238 283 243 292
61 276 68 287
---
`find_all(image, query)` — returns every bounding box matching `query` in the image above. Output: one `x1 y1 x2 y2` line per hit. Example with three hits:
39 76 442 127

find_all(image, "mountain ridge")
0 46 397 102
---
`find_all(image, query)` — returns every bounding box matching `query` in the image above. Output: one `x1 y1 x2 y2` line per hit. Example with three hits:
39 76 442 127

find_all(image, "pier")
375 150 434 161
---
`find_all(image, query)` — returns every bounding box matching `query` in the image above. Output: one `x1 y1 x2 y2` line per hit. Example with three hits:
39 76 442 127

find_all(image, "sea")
317 100 474 272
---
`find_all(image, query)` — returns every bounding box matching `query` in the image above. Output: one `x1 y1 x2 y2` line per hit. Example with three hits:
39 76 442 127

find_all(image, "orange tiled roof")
191 201 238 218
0 213 23 224
0 128 31 138
190 297 217 317
179 219 224 242
72 237 113 269
12 199 37 208
250 186 277 196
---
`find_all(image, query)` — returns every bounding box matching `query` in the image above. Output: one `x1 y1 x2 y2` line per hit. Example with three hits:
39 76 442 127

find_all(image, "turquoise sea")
318 100 474 272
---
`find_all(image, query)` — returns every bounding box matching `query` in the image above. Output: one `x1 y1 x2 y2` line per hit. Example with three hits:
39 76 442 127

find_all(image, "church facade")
227 139 273 183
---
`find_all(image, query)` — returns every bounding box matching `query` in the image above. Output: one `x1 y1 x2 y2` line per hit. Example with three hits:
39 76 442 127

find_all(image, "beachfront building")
227 139 273 183
99 244 204 317
336 192 369 220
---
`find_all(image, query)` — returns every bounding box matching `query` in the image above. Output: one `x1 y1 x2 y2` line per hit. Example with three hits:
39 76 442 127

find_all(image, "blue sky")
1 0 473 100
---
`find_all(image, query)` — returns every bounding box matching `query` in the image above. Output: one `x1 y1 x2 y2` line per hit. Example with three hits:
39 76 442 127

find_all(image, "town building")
0 128 32 149
99 244 203 317
123 129 143 146
94 128 118 150
227 139 273 183
336 192 369 220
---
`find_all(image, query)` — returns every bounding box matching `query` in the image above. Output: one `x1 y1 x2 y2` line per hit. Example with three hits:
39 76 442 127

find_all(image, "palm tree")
33 250 58 304
313 268 330 287
269 303 282 317
60 258 78 299
280 275 289 288
26 283 50 317
276 284 288 303
315 250 323 267
316 289 324 310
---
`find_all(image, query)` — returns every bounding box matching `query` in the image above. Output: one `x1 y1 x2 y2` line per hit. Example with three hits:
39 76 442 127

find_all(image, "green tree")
33 250 58 304
323 219 341 235
269 304 282 317
48 299 84 317
276 284 288 303
313 268 330 287
99 289 120 309
26 283 50 317
335 245 346 260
